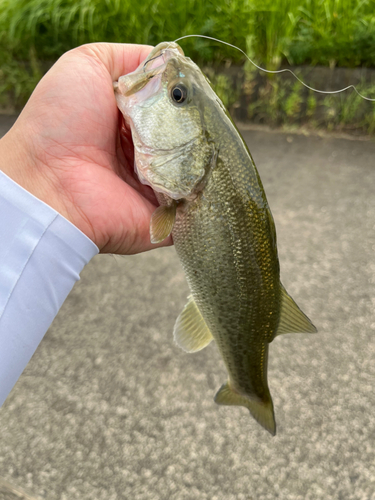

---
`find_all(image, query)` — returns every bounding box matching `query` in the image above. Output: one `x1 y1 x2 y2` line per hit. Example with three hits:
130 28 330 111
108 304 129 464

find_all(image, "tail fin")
214 382 276 436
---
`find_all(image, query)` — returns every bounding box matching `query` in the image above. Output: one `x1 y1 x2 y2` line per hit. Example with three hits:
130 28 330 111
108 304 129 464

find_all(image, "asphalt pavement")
1 115 375 500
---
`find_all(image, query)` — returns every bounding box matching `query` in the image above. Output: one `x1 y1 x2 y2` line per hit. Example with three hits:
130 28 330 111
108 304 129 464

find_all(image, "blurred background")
1 1 375 499
1 0 375 133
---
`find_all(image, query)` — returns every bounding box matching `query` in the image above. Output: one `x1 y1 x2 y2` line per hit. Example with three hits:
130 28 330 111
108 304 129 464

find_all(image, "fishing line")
143 54 163 68
174 34 375 102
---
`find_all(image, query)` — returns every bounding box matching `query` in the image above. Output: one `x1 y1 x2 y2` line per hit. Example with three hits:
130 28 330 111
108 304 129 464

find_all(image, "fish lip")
143 42 184 66
114 42 185 98
115 66 164 97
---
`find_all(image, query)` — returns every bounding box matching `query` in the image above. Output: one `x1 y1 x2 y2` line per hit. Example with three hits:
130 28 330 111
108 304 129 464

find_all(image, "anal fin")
275 285 317 337
173 295 213 353
214 382 276 436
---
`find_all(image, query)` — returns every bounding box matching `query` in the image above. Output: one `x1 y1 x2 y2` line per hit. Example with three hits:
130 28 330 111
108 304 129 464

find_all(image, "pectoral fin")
173 295 213 353
275 285 317 337
214 382 276 436
150 203 177 244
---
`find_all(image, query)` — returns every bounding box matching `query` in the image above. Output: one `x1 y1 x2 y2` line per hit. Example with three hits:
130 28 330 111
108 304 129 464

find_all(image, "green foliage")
1 0 375 133
1 0 375 68
204 69 240 110
0 47 42 108
247 0 375 69
0 0 252 64
242 68 375 133
306 92 317 118
246 0 301 70
283 81 303 119
362 103 375 134
248 80 287 125
289 1 375 67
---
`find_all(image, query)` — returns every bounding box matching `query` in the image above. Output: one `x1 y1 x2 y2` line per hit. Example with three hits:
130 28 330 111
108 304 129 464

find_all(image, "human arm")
0 43 170 406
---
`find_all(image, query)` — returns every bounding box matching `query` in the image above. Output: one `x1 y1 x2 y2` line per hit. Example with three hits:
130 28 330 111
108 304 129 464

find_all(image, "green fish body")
115 42 316 435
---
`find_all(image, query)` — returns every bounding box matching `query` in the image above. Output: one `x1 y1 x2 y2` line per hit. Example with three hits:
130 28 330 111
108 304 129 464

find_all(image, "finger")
100 178 173 255
76 42 153 81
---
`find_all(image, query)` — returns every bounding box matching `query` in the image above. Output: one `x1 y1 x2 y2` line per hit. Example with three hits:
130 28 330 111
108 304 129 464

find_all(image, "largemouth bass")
114 42 316 435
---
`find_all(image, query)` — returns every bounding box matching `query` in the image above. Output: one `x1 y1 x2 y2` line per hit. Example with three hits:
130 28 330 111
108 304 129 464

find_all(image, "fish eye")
171 84 187 104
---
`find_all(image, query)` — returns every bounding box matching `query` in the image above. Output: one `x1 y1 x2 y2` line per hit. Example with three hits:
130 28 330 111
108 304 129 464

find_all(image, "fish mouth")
114 42 184 98
143 42 184 68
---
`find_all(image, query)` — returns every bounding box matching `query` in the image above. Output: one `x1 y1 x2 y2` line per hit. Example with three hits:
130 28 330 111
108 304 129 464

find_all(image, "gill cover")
114 42 213 200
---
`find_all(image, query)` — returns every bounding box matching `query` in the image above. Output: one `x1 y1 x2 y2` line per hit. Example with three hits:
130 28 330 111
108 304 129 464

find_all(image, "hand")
0 43 172 254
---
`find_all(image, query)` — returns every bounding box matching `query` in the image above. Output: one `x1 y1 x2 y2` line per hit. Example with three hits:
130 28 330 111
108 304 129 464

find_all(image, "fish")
114 41 317 435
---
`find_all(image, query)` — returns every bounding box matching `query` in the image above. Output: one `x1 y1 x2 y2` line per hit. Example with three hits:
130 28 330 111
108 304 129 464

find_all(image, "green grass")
1 0 375 131
0 0 253 64
1 0 375 67
239 66 375 134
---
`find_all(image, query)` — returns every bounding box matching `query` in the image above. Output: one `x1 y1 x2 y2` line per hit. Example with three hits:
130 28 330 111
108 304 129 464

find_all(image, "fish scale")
115 41 317 435
172 142 280 403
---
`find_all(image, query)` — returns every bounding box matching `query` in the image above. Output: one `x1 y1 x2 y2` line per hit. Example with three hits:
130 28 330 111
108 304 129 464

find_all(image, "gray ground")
0 115 375 500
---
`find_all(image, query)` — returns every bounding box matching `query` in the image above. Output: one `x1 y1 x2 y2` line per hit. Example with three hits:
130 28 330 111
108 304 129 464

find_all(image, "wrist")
0 124 92 239
1 130 54 207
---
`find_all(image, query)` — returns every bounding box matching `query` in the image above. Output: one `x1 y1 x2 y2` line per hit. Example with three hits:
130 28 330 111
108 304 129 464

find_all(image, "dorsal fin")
275 285 317 337
173 296 213 353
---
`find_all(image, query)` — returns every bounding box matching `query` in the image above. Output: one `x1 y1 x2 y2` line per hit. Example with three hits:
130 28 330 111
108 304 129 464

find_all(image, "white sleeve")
0 170 99 406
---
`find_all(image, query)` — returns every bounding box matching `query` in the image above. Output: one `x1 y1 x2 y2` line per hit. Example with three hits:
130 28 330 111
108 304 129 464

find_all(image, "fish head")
115 42 216 200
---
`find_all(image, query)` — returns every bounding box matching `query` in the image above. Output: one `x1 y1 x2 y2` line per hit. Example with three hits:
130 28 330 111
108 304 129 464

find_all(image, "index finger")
76 42 154 80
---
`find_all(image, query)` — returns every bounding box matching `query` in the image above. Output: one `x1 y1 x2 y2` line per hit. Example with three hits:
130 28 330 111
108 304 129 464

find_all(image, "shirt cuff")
0 170 99 406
